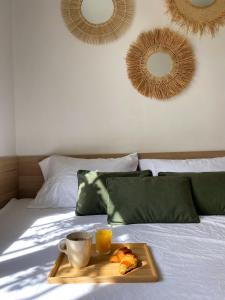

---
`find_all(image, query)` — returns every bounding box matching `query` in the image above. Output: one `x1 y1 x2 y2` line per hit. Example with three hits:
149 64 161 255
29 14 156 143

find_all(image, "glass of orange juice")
96 226 112 255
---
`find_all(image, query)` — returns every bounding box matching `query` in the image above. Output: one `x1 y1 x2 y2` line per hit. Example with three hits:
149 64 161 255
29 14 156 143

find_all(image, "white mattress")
1 199 225 300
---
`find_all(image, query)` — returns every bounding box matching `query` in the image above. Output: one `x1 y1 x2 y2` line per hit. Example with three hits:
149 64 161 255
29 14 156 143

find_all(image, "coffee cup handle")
58 239 67 255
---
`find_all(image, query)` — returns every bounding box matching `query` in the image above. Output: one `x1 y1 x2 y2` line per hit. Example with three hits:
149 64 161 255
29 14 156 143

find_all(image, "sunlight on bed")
0 209 104 300
1 212 92 259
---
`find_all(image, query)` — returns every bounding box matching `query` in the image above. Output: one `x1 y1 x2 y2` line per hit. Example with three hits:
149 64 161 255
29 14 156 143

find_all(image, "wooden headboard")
17 150 225 199
0 157 18 208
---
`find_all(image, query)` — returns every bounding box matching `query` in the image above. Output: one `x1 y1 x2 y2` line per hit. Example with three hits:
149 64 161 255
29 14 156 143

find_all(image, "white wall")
12 0 225 155
0 0 15 156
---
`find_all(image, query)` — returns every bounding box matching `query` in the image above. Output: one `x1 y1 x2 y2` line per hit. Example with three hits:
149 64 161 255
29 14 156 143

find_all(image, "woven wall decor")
126 28 195 100
61 0 134 44
166 0 225 36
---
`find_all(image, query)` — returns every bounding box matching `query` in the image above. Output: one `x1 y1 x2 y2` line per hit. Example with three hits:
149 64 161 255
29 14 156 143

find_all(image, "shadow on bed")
0 206 104 298
0 252 53 288
0 203 74 255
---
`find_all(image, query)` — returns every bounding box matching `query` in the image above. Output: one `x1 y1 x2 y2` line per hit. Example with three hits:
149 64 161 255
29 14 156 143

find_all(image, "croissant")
119 253 138 275
109 247 132 263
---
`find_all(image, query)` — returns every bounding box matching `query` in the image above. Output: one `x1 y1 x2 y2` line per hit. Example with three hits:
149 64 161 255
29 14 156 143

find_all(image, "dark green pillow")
159 171 225 215
75 170 152 216
106 176 199 224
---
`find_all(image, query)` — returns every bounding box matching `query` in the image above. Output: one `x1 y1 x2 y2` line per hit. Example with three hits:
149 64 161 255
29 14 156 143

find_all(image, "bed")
0 198 225 300
1 152 225 300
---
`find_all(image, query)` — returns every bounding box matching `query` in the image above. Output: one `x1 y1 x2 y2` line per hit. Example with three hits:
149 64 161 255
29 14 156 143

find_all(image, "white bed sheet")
0 199 225 300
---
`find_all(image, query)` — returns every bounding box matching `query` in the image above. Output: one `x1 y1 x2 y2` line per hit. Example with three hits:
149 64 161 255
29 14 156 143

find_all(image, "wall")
12 0 225 155
0 0 15 156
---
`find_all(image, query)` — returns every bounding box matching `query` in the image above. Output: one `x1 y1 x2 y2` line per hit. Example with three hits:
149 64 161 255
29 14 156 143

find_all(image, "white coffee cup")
58 231 93 268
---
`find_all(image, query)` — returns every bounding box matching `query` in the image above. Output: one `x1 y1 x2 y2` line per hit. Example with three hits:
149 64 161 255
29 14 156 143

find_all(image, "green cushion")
106 176 199 224
76 170 152 216
159 172 225 215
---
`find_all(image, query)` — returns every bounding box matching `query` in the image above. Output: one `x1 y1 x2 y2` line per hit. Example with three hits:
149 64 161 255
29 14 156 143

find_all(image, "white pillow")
30 175 76 208
29 153 138 208
39 153 138 180
139 156 225 176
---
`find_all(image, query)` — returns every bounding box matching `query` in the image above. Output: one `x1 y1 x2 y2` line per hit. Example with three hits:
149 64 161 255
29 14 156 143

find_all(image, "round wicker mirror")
61 0 134 44
126 28 195 100
166 0 225 36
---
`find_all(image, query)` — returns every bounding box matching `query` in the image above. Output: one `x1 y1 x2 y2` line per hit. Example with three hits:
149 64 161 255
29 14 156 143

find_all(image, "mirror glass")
147 52 173 77
190 0 215 7
81 0 114 24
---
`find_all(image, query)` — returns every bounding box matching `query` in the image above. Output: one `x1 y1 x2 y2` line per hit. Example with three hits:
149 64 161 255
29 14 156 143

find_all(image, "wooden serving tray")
48 243 158 284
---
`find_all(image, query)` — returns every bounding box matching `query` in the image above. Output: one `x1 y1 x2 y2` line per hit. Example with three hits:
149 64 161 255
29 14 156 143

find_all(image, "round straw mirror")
126 28 195 100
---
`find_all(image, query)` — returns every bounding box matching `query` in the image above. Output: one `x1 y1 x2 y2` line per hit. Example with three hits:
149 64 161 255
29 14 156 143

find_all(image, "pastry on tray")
119 253 138 275
109 247 132 263
109 246 138 275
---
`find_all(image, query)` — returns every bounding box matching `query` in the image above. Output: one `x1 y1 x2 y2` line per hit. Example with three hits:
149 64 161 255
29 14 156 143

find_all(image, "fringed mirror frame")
166 0 225 36
126 28 195 100
61 0 134 44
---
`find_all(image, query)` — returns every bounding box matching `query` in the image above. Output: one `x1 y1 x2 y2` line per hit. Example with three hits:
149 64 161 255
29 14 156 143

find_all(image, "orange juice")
96 228 112 255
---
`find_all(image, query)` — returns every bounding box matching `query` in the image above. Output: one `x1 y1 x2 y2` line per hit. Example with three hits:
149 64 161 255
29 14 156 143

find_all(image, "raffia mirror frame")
126 28 195 100
61 0 134 44
166 0 225 36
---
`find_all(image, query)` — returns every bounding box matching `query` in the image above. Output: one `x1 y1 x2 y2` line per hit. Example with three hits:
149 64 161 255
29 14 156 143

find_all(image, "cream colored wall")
12 0 225 155
0 0 15 156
